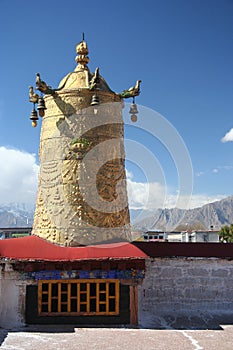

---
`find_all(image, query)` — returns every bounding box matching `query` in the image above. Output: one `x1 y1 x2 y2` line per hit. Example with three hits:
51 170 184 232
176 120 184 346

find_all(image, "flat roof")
133 241 233 258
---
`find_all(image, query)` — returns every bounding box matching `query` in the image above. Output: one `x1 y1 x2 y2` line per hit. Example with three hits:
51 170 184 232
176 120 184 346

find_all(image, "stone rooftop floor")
1 325 233 350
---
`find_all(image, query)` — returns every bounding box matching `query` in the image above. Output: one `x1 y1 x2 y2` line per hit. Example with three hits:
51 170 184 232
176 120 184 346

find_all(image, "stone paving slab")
1 326 233 350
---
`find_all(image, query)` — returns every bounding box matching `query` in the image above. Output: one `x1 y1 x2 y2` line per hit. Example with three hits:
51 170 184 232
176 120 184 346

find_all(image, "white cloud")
127 178 166 210
125 169 134 181
0 147 227 213
221 128 233 142
0 147 39 207
183 194 226 209
126 174 226 210
195 166 233 177
196 171 204 177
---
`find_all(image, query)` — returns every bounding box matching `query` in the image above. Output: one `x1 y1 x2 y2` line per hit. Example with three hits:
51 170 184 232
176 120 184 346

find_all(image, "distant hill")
131 195 233 231
1 196 233 231
0 204 34 228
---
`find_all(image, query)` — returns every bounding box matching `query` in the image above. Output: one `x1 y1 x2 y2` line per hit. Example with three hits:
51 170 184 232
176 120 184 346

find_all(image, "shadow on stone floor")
138 314 233 330
0 329 8 346
3 314 233 334
16 324 78 333
5 324 132 334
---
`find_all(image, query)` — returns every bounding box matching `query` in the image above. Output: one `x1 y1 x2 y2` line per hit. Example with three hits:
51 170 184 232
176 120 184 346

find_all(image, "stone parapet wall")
139 257 233 328
0 263 31 328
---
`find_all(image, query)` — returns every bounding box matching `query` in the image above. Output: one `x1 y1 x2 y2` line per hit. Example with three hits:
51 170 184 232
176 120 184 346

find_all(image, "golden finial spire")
75 33 89 69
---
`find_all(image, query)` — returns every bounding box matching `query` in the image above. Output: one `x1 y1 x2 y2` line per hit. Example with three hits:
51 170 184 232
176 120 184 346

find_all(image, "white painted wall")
0 262 26 328
139 258 233 328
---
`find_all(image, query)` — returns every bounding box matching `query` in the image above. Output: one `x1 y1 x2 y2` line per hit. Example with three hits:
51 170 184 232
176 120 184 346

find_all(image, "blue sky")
0 0 232 210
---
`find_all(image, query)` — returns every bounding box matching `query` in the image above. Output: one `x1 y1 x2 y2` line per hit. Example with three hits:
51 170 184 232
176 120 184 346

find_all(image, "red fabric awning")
0 235 147 261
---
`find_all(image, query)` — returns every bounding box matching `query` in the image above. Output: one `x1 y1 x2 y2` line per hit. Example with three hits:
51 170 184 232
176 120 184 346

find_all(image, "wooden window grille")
38 279 120 316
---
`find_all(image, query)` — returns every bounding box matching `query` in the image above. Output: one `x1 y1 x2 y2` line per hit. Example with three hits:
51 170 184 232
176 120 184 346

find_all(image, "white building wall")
139 258 233 328
0 262 27 328
1 258 233 329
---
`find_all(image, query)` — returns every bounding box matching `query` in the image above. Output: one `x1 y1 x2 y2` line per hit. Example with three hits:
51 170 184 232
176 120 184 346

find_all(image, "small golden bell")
129 96 139 123
37 97 47 117
30 108 38 120
129 103 138 114
29 107 38 127
91 94 99 106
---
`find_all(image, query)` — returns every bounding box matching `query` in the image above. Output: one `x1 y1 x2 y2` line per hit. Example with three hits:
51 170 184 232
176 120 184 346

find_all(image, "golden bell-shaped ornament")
129 97 139 123
30 108 38 127
129 103 138 115
91 94 99 106
37 97 47 117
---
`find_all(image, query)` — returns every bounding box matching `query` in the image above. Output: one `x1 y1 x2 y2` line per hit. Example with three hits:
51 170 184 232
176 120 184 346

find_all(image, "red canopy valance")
0 235 147 261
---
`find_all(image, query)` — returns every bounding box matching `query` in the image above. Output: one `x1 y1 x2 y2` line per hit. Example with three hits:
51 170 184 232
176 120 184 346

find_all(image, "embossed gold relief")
32 39 133 246
33 100 131 245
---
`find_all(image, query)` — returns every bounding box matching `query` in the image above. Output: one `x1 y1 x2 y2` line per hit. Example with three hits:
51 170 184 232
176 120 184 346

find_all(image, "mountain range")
0 204 34 228
131 195 233 231
0 195 233 231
